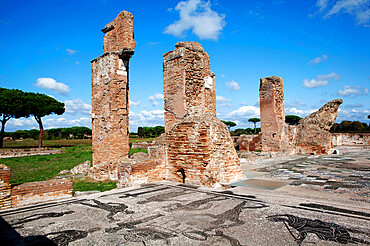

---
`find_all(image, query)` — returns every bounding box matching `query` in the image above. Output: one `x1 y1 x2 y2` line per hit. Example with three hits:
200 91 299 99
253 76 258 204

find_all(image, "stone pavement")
237 146 370 200
0 146 369 245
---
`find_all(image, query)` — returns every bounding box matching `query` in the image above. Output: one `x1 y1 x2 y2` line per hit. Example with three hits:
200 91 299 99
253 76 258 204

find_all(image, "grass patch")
129 138 156 143
1 145 92 185
73 179 116 193
129 148 147 155
3 139 92 148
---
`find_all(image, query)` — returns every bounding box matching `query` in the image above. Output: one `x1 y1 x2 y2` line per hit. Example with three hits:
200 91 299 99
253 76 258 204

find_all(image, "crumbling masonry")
90 11 135 180
257 76 342 155
89 12 245 187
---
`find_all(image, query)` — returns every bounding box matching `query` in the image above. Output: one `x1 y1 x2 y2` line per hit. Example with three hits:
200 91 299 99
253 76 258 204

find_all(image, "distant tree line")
0 87 65 147
135 126 165 138
4 127 92 140
330 121 370 133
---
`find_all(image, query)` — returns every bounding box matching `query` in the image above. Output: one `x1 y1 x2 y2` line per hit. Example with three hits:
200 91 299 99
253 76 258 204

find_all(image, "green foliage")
248 118 261 133
285 115 302 125
330 120 370 133
230 128 247 136
73 180 116 193
137 126 164 138
0 88 29 147
222 120 237 131
24 92 65 148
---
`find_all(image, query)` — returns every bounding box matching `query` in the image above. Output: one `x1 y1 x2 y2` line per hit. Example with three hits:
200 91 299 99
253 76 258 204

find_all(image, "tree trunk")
35 116 44 148
254 122 257 134
0 115 10 148
0 119 6 148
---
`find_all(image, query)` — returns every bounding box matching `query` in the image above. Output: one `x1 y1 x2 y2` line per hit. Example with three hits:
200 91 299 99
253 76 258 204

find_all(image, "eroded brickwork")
166 107 245 187
295 99 343 154
163 42 216 133
259 76 285 152
90 11 135 180
11 179 72 208
0 164 11 210
332 133 370 146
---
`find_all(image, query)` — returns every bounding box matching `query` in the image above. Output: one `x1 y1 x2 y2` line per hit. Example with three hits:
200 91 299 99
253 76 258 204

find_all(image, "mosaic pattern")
257 149 370 197
1 183 369 245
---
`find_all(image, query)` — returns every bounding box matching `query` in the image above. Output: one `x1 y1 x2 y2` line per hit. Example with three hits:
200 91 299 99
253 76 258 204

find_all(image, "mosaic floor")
247 146 370 198
1 182 369 245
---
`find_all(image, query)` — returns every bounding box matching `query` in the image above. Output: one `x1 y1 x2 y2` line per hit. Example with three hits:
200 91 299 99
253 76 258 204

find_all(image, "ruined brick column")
295 99 343 154
163 42 216 133
90 11 135 180
259 76 285 152
0 164 11 210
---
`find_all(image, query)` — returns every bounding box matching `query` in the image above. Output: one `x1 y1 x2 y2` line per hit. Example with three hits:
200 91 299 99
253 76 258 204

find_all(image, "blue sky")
1 0 369 132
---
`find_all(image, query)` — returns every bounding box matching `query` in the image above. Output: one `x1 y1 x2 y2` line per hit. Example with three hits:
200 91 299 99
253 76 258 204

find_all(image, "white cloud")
336 108 370 122
64 98 91 115
129 99 141 107
75 61 80 65
308 54 328 64
227 106 260 118
285 101 307 108
7 116 91 131
225 80 240 91
148 93 164 106
129 110 165 132
302 72 340 88
343 103 363 108
316 0 329 12
219 103 234 108
35 77 70 95
66 48 78 55
337 85 368 96
164 0 226 40
315 0 370 26
216 95 232 102
286 107 316 117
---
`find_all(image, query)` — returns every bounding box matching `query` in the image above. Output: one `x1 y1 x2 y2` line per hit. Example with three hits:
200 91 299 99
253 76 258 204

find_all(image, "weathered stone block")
163 42 216 133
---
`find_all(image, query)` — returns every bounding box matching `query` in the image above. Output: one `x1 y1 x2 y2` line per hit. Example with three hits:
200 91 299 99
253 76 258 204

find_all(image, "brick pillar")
0 164 11 210
163 42 216 133
259 76 285 152
91 11 135 180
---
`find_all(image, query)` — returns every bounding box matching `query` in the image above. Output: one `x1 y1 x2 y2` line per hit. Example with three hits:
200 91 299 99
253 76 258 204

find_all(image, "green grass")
73 180 117 193
129 138 156 143
1 145 92 185
129 148 148 155
3 139 92 148
1 138 151 187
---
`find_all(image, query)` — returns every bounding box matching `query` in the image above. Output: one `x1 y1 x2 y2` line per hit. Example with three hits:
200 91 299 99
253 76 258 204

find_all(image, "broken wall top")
102 11 136 54
298 99 343 131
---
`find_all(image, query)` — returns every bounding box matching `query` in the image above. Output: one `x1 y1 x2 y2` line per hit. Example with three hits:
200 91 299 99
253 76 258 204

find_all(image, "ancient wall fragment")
0 164 11 210
166 107 245 187
259 76 286 152
295 99 343 154
163 42 216 133
90 11 135 180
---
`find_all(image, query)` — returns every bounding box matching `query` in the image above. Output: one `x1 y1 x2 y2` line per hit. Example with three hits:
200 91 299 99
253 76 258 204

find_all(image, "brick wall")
11 179 72 208
259 76 286 152
0 164 11 210
163 42 216 133
102 11 135 53
90 11 135 180
166 107 245 187
332 133 370 146
295 99 342 154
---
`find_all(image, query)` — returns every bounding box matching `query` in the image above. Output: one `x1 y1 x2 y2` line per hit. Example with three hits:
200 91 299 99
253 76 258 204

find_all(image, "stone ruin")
89 10 342 187
89 11 245 187
256 76 342 155
90 11 135 180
